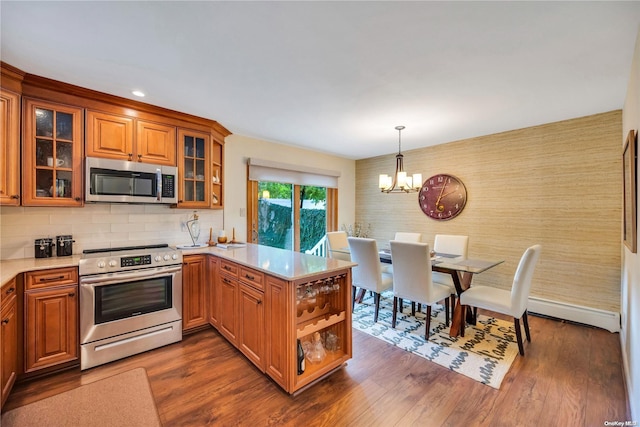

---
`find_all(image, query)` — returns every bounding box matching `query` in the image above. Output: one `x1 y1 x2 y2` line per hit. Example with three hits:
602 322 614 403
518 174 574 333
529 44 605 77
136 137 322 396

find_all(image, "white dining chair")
348 237 393 322
382 232 424 275
432 234 469 314
326 231 350 261
459 244 542 355
394 232 422 243
389 240 451 340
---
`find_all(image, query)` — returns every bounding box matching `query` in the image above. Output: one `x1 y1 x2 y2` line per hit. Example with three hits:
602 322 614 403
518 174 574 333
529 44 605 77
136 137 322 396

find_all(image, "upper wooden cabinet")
86 110 176 166
22 98 83 206
0 89 21 205
177 128 211 208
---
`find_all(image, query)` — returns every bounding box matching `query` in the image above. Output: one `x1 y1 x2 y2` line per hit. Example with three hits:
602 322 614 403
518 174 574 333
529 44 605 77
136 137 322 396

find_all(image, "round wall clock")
418 174 467 220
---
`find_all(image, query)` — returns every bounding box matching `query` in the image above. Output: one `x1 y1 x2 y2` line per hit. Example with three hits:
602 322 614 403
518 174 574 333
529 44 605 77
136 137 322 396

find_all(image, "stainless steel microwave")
85 157 178 204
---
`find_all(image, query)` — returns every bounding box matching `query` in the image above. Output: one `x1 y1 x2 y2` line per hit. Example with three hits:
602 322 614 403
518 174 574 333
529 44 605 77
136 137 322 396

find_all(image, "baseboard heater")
527 296 620 332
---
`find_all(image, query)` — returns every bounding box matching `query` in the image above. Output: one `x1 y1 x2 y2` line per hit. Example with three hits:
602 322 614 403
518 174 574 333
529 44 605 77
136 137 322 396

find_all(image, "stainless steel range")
79 244 183 370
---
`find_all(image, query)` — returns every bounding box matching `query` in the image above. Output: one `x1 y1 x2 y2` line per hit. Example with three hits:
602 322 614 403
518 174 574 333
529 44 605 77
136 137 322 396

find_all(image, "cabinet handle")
138 154 142 161
10 194 19 200
257 300 262 305
223 277 232 284
68 292 75 297
244 274 255 280
39 275 65 282
75 197 81 202
5 287 15 295
1 319 8 325
223 266 231 271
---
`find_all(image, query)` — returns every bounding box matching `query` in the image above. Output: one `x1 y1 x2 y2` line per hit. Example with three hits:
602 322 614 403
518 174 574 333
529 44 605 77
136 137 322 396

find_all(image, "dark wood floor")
4 311 629 426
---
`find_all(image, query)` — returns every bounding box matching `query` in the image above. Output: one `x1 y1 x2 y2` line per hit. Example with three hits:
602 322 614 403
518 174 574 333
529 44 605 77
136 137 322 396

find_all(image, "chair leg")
392 297 398 328
460 305 465 337
352 286 357 311
374 292 381 323
514 318 525 356
425 306 432 340
444 297 450 327
398 298 403 313
522 311 531 342
417 303 422 313
411 302 416 316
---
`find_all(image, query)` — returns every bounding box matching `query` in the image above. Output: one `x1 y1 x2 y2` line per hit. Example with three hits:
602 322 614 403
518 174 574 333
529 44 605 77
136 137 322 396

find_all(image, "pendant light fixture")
378 126 422 193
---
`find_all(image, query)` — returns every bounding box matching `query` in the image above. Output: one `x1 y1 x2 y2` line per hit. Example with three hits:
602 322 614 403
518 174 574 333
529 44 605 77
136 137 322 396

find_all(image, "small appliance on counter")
34 238 54 258
56 235 74 257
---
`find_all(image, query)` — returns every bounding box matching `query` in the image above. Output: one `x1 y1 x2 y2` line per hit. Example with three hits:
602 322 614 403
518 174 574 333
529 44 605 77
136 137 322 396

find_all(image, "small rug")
352 290 519 389
1 368 162 427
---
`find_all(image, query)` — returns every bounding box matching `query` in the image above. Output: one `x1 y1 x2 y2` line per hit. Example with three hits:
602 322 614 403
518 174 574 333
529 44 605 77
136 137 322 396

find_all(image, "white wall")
621 28 640 422
222 134 356 241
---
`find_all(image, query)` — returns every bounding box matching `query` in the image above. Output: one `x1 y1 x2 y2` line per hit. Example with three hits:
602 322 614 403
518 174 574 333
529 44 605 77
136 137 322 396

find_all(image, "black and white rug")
352 290 519 389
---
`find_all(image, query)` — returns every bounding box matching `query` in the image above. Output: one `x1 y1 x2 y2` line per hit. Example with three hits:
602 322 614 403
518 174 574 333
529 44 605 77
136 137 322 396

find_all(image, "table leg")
449 271 475 337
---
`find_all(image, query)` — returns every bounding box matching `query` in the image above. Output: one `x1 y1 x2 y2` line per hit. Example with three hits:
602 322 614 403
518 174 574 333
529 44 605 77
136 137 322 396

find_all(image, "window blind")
247 158 340 188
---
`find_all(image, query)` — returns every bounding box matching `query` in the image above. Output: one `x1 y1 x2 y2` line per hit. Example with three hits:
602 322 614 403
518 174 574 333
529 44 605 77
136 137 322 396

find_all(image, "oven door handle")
80 266 182 287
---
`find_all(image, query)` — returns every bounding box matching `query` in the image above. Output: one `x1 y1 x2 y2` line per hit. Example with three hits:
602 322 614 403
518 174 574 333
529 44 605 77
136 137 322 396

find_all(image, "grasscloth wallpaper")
356 111 622 313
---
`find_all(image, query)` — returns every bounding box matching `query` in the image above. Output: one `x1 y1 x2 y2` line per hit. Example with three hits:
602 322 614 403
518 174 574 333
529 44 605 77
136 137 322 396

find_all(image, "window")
246 159 339 253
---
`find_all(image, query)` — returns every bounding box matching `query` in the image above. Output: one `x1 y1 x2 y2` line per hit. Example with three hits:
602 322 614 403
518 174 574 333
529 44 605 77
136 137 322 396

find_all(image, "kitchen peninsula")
0 243 355 399
180 243 355 394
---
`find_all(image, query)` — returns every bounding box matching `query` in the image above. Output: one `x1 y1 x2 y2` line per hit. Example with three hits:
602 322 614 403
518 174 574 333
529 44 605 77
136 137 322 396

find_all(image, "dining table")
332 246 504 337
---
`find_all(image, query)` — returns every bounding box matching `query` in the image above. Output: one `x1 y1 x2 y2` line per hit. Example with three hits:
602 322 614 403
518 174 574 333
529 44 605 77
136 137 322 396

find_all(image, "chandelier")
378 126 422 193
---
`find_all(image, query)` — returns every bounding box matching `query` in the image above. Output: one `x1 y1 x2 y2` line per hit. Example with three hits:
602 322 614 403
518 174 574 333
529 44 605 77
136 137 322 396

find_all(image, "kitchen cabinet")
238 267 265 371
22 98 83 206
0 89 21 206
264 275 288 389
182 254 208 332
217 259 238 345
292 271 352 393
177 128 211 208
210 140 223 208
209 252 352 393
24 267 78 374
86 110 176 166
1 277 18 408
208 256 219 328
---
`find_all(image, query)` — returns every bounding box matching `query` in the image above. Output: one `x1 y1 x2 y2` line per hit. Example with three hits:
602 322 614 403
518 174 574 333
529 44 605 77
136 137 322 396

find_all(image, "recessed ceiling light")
132 90 145 97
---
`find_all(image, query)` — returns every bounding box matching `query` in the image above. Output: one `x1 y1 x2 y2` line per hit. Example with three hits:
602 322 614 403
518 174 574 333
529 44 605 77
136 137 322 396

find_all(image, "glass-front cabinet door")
22 98 83 206
177 128 210 208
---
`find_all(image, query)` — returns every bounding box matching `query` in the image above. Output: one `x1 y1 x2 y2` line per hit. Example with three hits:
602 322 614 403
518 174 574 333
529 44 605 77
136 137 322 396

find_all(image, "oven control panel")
121 254 152 267
79 246 182 276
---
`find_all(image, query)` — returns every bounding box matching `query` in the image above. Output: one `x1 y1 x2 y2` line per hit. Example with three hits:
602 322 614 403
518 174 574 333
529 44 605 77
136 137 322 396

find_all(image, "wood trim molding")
0 62 231 139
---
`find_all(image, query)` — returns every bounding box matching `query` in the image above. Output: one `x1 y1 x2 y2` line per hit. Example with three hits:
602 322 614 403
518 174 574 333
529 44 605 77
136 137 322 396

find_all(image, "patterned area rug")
352 290 519 389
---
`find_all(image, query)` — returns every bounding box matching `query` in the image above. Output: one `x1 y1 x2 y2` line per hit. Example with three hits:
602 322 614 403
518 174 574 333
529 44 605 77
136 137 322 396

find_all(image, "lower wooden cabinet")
238 283 265 370
264 275 288 389
218 273 238 345
208 256 219 327
182 254 208 332
1 278 18 408
24 268 78 374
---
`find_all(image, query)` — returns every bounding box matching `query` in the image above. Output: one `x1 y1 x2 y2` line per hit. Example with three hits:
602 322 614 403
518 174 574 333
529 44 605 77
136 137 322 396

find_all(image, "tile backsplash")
0 204 225 260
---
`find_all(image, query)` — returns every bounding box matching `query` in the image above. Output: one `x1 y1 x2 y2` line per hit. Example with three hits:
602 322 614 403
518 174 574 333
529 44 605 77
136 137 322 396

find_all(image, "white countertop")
179 243 356 281
1 244 355 288
1 255 82 288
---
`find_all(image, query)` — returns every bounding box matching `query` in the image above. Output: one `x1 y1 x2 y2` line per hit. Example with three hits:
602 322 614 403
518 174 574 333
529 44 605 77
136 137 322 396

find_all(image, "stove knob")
97 261 106 268
163 254 170 261
172 254 178 260
109 260 118 267
154 256 162 262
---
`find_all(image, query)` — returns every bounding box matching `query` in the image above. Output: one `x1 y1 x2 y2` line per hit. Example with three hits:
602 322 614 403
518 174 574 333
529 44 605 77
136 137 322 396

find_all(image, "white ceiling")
2 1 639 159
